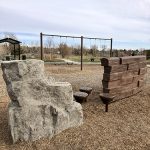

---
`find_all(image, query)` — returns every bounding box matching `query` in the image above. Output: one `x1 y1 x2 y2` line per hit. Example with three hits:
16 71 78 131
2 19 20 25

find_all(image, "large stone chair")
1 59 83 143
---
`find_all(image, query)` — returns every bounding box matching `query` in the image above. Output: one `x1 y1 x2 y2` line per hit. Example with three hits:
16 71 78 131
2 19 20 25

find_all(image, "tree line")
0 33 148 60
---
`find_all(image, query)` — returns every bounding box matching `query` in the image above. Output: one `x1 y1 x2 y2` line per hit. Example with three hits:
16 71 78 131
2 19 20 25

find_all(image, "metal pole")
14 44 16 60
105 103 108 112
18 44 20 60
110 38 112 57
40 32 44 60
81 36 83 71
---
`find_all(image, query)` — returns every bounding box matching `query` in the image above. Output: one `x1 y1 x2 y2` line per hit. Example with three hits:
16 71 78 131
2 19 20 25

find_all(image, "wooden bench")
73 92 88 103
79 87 92 95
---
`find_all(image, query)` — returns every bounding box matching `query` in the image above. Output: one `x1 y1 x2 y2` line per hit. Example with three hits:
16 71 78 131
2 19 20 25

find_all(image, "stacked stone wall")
101 56 147 101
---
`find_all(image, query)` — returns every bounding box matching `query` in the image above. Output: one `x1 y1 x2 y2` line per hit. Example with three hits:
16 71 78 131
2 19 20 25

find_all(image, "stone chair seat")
79 87 92 95
99 93 116 112
73 91 88 103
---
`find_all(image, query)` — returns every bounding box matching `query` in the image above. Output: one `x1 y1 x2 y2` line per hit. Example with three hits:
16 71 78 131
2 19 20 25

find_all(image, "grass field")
68 55 101 62
0 64 150 150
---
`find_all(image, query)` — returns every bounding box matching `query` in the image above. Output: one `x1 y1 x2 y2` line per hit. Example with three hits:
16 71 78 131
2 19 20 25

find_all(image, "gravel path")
0 64 150 150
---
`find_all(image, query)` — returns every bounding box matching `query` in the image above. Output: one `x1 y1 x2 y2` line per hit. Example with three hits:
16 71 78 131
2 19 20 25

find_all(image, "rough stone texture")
103 72 122 81
120 56 146 64
104 65 127 73
127 62 146 70
79 87 92 95
1 59 83 143
100 56 147 103
102 80 120 88
101 57 120 66
138 80 144 87
73 92 88 103
120 76 133 85
139 67 147 75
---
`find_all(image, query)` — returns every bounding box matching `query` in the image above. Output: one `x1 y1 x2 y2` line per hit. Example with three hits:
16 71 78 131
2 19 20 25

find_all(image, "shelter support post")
18 44 21 60
14 44 16 60
40 32 44 60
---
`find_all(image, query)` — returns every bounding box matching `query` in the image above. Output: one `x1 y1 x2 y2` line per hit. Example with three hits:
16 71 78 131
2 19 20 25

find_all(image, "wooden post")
40 32 44 60
81 36 83 71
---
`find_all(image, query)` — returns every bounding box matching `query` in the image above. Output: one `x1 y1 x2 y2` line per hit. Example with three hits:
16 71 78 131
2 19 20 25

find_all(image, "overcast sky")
0 0 150 49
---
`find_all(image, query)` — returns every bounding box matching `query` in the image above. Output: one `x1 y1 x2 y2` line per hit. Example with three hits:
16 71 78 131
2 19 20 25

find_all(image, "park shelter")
0 38 21 60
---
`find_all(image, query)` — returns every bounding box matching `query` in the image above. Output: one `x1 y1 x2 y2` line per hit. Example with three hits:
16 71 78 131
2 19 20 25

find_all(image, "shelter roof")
0 38 21 44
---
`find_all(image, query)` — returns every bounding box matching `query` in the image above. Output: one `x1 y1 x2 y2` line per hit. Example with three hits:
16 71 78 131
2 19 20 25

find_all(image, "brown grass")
0 64 150 150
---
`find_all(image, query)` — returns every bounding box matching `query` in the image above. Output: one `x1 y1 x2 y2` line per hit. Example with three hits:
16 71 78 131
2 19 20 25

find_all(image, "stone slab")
120 55 146 64
104 65 127 73
101 57 120 66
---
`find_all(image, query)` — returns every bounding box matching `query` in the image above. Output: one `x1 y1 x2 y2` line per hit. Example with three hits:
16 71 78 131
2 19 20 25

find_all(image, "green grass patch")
44 59 65 62
69 55 100 62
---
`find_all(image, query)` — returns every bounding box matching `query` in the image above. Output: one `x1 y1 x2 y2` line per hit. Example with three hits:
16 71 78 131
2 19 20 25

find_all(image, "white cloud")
0 0 150 48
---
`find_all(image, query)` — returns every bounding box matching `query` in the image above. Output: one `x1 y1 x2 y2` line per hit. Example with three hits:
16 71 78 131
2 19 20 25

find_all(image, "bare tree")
90 44 98 57
4 32 18 40
0 33 18 57
59 43 71 58
46 37 53 49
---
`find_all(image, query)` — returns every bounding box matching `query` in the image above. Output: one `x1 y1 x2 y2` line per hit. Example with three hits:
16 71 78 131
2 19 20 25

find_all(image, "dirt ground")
0 64 150 150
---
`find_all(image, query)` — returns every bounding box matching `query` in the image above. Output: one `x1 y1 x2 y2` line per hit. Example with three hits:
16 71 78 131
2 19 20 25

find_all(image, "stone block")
101 57 120 66
103 71 138 82
138 80 145 87
79 87 92 95
127 63 139 71
133 75 144 83
131 81 139 88
102 80 120 88
103 72 123 81
132 87 142 95
139 61 147 68
100 93 116 104
120 55 146 64
123 90 133 97
104 65 127 73
128 70 139 76
103 87 121 95
127 62 147 71
73 91 88 103
121 76 133 85
139 67 147 75
1 60 83 143
121 70 136 79
114 90 133 100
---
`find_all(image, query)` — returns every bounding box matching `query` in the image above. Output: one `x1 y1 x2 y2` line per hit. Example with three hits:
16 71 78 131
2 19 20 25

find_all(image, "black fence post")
81 36 83 71
110 38 113 57
40 32 44 60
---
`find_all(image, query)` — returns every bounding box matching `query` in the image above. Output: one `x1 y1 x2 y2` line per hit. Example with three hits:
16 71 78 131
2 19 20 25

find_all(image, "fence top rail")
84 37 112 40
42 33 81 39
41 33 112 41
